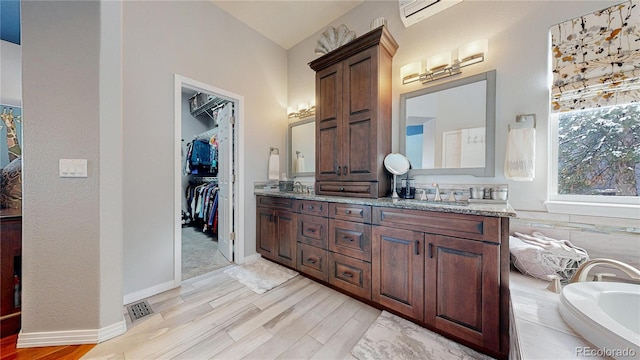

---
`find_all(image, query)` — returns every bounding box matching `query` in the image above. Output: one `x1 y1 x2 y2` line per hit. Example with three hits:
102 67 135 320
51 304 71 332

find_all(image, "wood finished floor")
0 334 94 360
85 264 382 359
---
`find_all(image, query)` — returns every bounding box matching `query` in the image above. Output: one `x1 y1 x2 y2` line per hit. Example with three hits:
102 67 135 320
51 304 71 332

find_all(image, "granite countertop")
254 190 516 218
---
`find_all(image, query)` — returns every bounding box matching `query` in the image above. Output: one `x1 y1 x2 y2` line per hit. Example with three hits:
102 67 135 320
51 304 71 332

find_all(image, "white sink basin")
559 281 640 358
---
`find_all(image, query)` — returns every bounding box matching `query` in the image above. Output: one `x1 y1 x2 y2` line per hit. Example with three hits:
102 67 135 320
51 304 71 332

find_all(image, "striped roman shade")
550 0 640 112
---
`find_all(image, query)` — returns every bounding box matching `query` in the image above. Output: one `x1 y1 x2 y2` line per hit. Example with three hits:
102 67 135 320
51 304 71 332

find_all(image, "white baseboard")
17 317 126 348
241 253 261 264
123 279 178 305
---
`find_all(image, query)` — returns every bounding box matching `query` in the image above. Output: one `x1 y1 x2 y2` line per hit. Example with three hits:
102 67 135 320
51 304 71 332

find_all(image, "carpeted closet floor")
181 226 232 280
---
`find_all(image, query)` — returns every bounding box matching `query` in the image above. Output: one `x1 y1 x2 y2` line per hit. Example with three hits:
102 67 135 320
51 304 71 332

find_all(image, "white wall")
122 1 288 297
21 0 123 336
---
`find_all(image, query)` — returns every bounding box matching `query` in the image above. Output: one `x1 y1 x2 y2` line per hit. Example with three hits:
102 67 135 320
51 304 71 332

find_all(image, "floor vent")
126 300 154 322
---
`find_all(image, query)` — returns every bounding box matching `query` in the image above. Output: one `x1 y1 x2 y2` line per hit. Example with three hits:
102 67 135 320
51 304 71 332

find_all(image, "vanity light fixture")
287 100 316 119
401 39 488 85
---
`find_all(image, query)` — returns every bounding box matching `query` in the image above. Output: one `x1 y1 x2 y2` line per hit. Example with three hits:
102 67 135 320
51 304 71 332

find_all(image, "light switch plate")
59 159 88 178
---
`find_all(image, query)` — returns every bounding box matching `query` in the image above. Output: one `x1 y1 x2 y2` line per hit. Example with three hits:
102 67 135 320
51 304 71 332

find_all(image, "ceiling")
211 0 365 49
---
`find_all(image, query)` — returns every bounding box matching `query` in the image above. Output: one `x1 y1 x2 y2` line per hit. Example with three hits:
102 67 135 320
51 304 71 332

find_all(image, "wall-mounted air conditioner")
399 0 463 27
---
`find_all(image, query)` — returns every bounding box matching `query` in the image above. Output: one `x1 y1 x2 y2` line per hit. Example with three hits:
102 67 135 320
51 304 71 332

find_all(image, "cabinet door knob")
340 187 345 192
308 206 314 210
343 165 348 175
345 209 351 214
336 166 341 175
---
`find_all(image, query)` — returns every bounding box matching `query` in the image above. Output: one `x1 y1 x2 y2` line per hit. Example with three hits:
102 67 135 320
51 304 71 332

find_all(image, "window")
548 0 640 213
551 104 640 199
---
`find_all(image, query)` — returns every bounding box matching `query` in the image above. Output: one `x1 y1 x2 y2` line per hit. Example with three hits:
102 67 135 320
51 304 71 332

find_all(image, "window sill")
544 200 640 220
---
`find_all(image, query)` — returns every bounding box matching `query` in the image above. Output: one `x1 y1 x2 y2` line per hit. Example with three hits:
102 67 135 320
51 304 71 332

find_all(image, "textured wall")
21 0 102 332
122 1 288 296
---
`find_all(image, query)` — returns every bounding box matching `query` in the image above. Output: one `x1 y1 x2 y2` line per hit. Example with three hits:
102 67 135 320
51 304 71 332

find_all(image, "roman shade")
550 0 640 112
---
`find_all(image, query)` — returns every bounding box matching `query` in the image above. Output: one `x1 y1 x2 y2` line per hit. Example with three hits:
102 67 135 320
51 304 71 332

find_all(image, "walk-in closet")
180 88 232 280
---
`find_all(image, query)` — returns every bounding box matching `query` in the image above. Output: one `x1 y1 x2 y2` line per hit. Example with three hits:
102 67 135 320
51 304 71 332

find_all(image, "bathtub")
559 281 640 359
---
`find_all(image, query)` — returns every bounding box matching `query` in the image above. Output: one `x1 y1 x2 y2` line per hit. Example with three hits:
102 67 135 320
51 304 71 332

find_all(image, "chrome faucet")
569 259 640 283
293 181 303 193
432 182 442 202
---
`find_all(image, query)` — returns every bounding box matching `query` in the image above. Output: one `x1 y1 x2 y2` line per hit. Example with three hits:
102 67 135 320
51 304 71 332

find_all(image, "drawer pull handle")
343 165 348 175
307 258 317 264
345 209 351 214
428 243 434 258
343 236 353 242
308 228 317 233
342 271 354 278
415 240 420 255
336 166 341 175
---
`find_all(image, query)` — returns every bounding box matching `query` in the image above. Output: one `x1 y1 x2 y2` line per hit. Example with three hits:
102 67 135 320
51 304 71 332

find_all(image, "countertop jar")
491 187 508 200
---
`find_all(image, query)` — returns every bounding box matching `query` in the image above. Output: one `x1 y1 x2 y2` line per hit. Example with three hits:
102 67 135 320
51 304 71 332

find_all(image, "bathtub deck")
510 270 612 359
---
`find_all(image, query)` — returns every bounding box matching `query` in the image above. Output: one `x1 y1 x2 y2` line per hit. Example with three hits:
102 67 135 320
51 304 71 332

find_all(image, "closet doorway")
174 75 244 283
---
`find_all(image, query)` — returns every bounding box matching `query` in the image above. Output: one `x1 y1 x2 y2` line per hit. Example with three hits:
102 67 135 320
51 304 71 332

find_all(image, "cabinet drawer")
256 196 294 211
297 243 329 282
329 252 371 300
316 181 379 198
372 207 501 243
329 203 371 223
297 215 328 249
296 200 328 217
329 219 371 261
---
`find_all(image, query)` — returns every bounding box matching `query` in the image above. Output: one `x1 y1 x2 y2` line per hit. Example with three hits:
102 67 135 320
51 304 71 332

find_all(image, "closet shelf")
191 96 229 118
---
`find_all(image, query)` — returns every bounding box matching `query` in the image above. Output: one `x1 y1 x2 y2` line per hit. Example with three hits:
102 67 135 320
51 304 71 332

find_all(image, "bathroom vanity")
255 191 515 359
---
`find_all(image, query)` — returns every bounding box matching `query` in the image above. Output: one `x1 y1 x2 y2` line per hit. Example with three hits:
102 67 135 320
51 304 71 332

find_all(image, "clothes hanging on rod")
184 135 219 176
185 180 219 234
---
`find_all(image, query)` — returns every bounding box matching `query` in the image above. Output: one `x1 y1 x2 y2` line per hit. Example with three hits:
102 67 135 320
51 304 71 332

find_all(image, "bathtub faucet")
569 258 640 284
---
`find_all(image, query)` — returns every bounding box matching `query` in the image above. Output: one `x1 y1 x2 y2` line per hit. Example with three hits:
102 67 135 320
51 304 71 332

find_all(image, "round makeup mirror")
384 153 411 198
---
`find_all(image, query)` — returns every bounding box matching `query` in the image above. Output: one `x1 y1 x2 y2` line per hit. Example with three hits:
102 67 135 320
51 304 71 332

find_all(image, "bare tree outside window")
557 104 640 196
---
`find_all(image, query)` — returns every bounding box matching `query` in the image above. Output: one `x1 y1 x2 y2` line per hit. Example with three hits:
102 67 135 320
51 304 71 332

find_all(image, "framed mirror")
288 116 316 178
399 70 496 177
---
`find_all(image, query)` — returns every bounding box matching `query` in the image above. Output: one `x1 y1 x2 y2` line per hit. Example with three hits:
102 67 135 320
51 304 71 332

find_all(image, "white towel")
268 154 279 180
296 156 305 173
505 128 535 181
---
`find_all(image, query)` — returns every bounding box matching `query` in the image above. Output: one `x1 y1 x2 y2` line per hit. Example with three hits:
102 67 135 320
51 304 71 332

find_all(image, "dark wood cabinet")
310 27 398 198
371 226 424 320
329 252 371 299
371 206 508 357
298 242 329 282
256 197 297 268
425 234 500 352
256 194 510 359
1 213 22 337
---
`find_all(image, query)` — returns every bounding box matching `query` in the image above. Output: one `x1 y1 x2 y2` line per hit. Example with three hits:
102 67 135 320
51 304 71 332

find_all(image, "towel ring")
509 114 536 131
270 147 279 155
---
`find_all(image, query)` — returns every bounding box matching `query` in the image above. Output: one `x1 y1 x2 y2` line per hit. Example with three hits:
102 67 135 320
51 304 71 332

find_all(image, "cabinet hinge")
230 232 236 241
232 174 236 183
230 116 235 125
